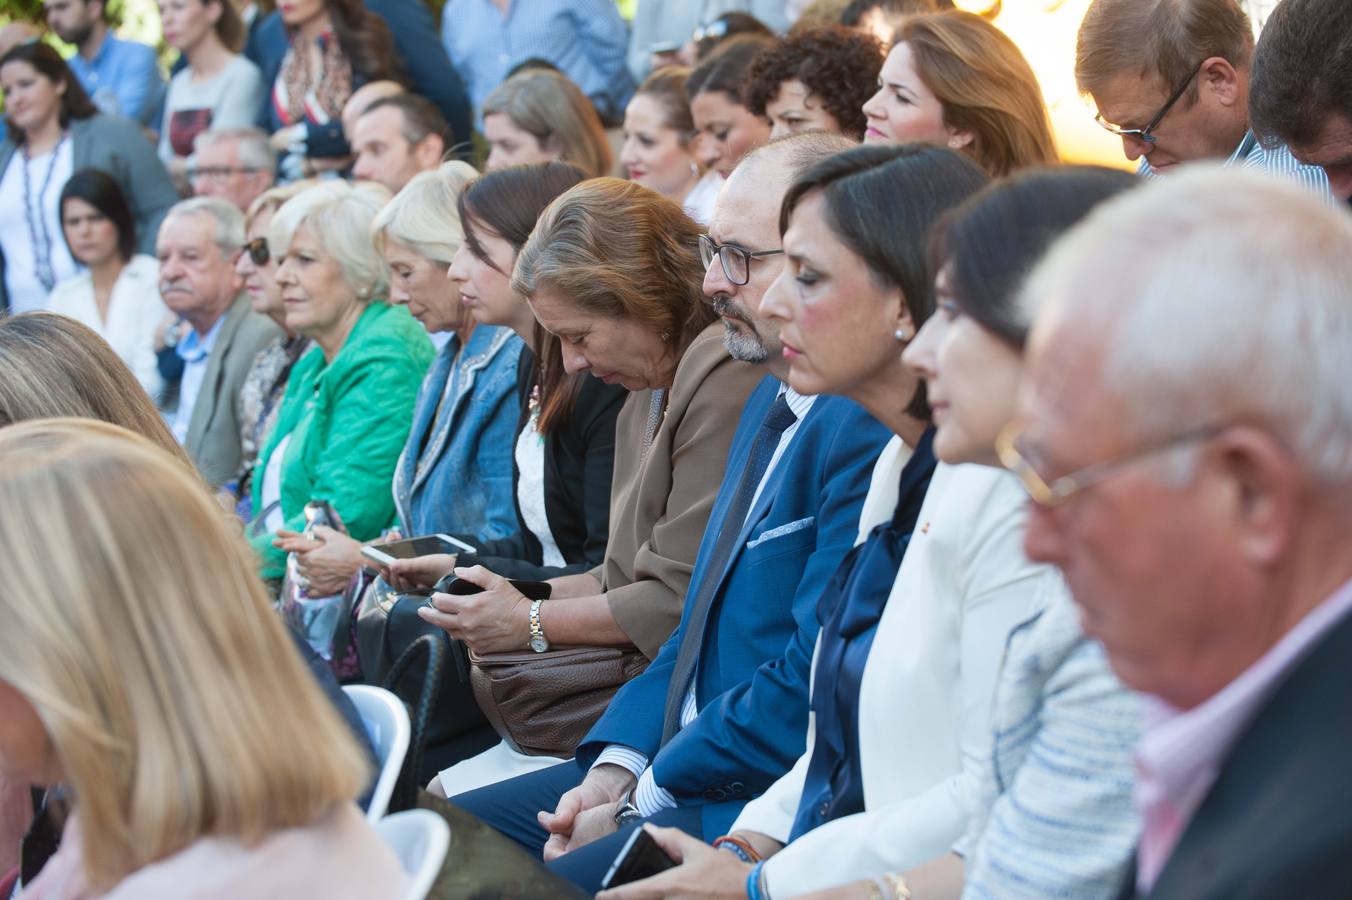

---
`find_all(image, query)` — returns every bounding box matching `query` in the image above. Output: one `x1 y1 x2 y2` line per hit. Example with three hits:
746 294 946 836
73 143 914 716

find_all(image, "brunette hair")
1074 0 1254 103
897 11 1058 176
780 143 988 416
841 0 956 24
0 313 188 463
482 68 614 178
633 65 697 145
204 0 247 54
322 0 397 83
512 177 717 362
930 166 1138 350
687 33 776 106
60 168 136 263
691 12 775 62
745 25 884 140
0 42 98 144
459 162 589 432
1250 0 1352 149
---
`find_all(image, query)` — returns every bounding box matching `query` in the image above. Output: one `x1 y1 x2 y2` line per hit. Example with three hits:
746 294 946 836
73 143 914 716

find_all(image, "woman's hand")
386 552 458 592
595 825 752 899
273 525 362 595
418 565 529 654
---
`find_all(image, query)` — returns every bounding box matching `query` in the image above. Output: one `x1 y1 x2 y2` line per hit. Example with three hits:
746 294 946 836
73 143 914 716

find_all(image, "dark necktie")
660 393 798 744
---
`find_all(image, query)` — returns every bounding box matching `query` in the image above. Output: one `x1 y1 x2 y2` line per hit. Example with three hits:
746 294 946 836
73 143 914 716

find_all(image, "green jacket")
250 302 435 578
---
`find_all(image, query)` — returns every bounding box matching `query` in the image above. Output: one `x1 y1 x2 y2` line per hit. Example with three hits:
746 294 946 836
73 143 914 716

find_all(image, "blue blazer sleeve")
651 402 889 803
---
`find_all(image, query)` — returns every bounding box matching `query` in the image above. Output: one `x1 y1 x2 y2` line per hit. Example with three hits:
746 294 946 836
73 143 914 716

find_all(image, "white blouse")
514 403 565 567
46 254 169 400
0 138 77 314
682 170 724 226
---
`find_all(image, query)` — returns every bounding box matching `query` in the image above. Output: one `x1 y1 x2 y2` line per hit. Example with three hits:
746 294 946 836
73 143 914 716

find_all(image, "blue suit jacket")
577 376 891 838
251 0 474 160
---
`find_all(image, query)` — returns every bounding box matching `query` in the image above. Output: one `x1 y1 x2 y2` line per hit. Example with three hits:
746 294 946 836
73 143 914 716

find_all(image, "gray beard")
722 320 769 363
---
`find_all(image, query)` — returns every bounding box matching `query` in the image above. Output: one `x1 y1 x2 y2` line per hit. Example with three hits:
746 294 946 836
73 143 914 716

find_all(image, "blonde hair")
270 180 393 299
0 313 187 466
371 160 478 265
898 11 1058 176
482 69 614 179
244 181 310 230
0 419 370 890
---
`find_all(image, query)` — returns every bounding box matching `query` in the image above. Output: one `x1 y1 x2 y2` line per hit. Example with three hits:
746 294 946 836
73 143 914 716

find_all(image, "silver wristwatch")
529 598 550 653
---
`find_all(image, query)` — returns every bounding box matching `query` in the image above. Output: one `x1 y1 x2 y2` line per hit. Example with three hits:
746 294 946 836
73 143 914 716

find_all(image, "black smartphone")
435 575 553 601
599 827 678 890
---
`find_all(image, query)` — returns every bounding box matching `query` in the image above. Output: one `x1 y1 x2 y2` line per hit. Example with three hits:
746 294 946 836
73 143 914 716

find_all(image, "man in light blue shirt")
43 0 164 128
441 0 633 123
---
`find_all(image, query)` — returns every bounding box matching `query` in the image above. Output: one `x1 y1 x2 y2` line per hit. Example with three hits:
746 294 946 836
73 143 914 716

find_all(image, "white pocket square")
746 516 815 549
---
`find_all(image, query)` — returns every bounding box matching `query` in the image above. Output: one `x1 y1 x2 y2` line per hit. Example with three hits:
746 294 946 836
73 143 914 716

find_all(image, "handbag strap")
383 634 446 813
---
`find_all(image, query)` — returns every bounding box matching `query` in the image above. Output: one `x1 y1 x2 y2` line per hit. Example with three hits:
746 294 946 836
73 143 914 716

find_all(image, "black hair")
688 33 775 105
59 168 136 263
928 165 1137 350
781 143 989 416
1250 0 1352 149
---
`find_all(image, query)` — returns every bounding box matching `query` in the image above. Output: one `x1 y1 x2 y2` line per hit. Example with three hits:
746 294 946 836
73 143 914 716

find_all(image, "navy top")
789 428 937 840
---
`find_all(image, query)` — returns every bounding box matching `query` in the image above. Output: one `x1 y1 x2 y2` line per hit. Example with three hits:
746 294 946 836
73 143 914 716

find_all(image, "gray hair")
1023 165 1352 486
371 160 477 265
165 196 246 254
734 130 858 183
270 181 392 300
193 127 277 173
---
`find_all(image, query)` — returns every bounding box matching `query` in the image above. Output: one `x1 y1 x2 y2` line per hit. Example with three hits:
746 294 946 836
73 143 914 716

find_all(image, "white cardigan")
731 437 1057 896
45 254 168 400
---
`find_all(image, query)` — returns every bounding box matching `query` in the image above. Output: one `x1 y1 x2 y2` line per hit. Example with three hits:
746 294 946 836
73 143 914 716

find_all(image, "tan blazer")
184 295 283 488
593 323 763 658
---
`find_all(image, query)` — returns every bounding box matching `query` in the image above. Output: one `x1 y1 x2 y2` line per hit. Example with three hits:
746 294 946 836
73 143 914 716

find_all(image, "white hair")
269 180 392 300
371 160 478 265
1023 165 1352 486
165 196 245 253
193 127 277 173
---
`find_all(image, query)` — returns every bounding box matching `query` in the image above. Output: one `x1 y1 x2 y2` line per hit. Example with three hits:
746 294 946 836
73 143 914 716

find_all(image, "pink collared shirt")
1134 577 1352 891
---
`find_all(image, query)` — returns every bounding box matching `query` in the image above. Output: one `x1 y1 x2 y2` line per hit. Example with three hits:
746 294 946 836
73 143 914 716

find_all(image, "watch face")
530 635 549 653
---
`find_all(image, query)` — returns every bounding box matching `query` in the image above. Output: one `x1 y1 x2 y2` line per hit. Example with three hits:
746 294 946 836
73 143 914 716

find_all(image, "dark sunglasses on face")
244 237 269 266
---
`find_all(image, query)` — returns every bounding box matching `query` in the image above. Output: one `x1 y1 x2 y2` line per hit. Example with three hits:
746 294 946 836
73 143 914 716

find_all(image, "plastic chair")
344 684 411 822
374 809 451 900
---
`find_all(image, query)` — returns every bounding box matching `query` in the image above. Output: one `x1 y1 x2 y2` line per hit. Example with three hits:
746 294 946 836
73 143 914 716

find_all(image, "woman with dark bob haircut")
744 25 885 141
47 169 169 400
688 33 776 180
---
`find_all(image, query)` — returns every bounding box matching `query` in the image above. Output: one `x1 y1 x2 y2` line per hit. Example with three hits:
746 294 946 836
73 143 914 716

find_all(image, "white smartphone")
360 534 477 567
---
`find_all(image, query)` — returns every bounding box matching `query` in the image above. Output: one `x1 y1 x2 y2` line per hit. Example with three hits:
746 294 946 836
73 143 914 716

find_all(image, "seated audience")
339 78 404 138
48 168 168 400
350 93 452 195
481 68 614 177
158 0 265 185
422 177 764 790
682 12 778 65
248 181 435 580
277 162 530 591
42 0 165 127
190 127 277 212
159 196 282 487
1249 0 1352 200
1015 168 1352 898
1076 0 1327 191
841 0 954 44
255 0 399 180
622 67 724 224
441 0 633 124
745 25 883 140
228 182 310 511
451 133 892 894
688 35 776 180
863 11 1058 176
626 2 785 84
0 419 405 897
399 162 625 581
599 145 1041 899
752 166 1145 900
0 42 178 314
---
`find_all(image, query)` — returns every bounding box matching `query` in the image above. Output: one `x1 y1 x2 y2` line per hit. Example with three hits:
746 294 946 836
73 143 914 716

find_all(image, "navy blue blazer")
251 0 474 160
577 376 891 838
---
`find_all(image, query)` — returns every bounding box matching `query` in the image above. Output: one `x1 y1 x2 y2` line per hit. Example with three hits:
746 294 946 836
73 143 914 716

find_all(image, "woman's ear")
892 295 917 343
945 127 975 151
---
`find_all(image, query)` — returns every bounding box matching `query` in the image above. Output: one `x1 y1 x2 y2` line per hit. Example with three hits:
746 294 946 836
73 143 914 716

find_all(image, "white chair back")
343 684 411 822
375 809 451 900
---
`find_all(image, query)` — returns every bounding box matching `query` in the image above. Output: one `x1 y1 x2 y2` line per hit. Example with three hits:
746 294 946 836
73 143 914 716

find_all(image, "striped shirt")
1138 131 1332 199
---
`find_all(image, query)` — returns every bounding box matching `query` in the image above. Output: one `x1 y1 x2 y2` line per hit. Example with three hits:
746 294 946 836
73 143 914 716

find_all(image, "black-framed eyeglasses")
1094 64 1202 145
187 165 262 182
699 234 783 286
244 237 269 266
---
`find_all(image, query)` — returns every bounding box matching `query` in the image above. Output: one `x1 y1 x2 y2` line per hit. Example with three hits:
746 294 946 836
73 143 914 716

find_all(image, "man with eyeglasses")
1074 0 1326 194
190 128 276 213
1013 167 1352 898
449 132 890 894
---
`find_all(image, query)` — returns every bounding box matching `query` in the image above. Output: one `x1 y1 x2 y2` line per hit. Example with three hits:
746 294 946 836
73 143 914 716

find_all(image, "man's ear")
1201 55 1243 108
415 134 446 170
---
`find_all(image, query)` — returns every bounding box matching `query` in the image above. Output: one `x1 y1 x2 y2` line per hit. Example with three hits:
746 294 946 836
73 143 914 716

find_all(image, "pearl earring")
948 137 962 149
894 327 909 342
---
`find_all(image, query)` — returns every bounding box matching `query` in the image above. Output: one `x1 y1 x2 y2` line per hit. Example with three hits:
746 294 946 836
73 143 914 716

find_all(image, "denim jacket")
392 324 523 540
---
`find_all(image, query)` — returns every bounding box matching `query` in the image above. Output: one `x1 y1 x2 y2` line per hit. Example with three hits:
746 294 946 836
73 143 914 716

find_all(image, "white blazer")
731 437 1057 896
46 254 168 400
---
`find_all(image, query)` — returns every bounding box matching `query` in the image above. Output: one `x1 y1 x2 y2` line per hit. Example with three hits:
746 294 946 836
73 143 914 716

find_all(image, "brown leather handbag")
468 645 648 758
